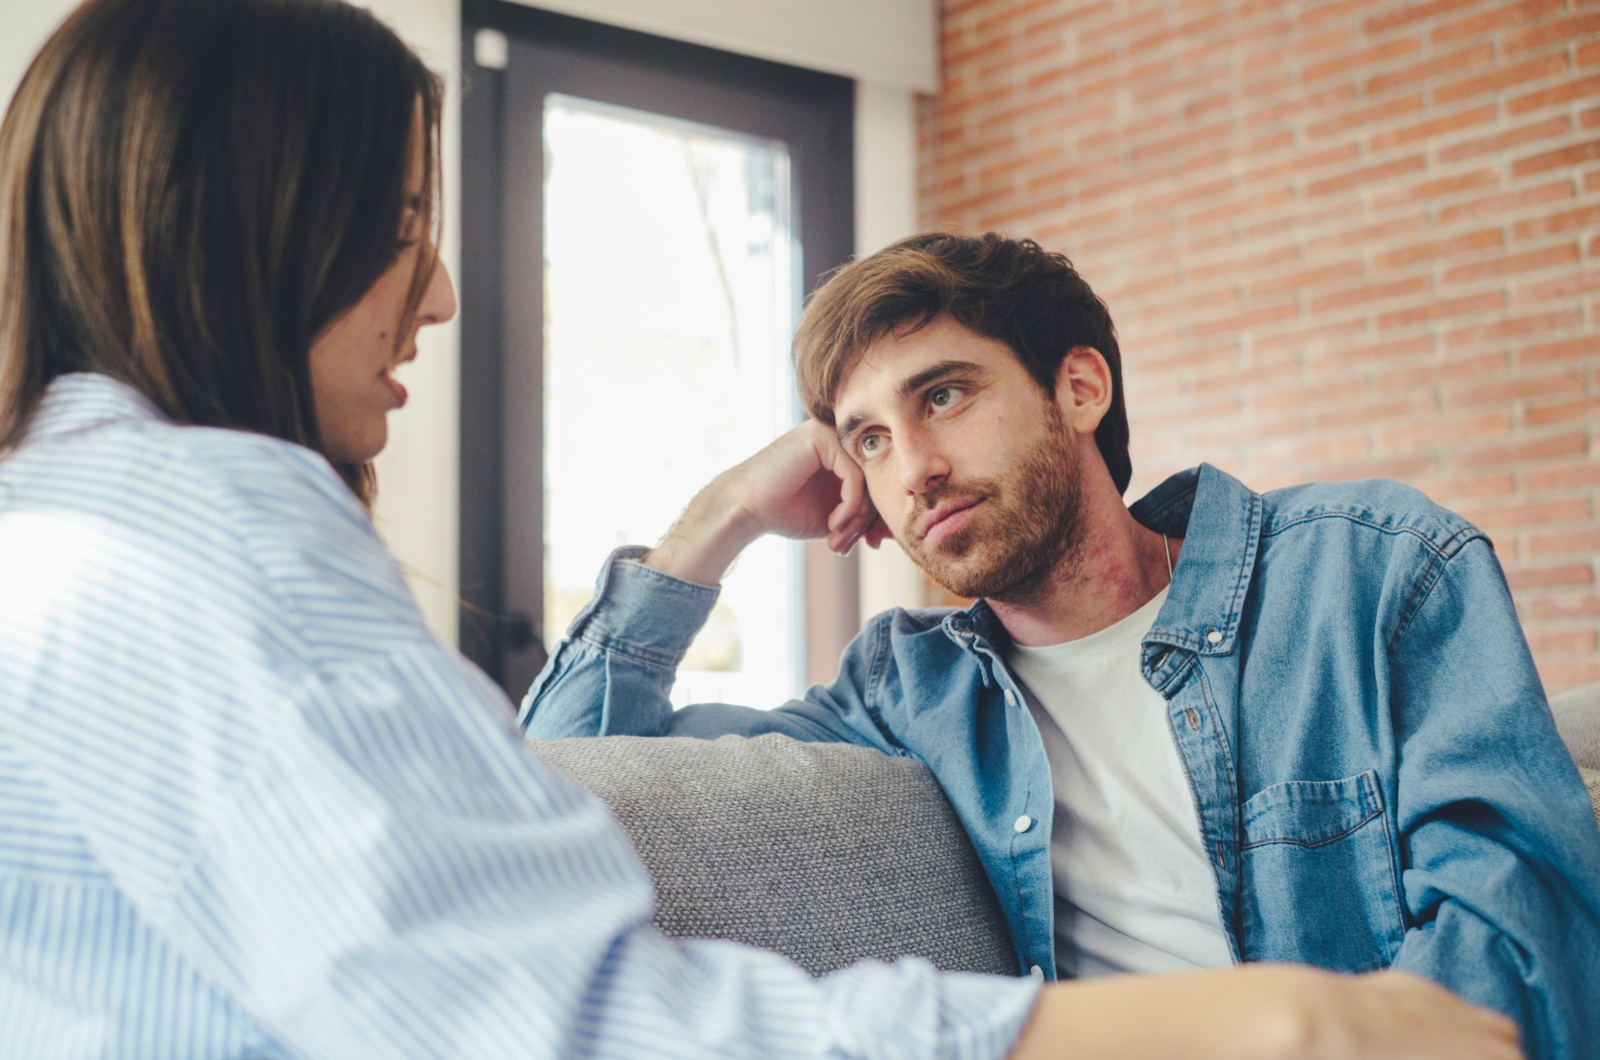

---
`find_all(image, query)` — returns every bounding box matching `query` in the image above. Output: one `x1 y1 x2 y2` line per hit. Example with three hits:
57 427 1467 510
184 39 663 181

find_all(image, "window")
459 1 854 702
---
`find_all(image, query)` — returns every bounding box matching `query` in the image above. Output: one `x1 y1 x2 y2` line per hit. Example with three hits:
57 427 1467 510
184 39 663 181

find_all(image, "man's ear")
1052 346 1113 436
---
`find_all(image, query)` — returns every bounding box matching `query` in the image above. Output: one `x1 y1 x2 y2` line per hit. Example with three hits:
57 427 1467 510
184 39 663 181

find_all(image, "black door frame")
458 0 857 696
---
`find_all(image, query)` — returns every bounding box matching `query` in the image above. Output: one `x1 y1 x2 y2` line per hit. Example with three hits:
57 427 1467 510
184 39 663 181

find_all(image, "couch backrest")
532 734 1018 978
1551 682 1600 826
533 690 1600 977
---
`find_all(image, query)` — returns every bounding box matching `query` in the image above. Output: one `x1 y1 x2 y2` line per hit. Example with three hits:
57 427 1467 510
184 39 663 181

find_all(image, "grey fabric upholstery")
1551 683 1600 827
1581 770 1600 828
534 690 1600 979
1552 683 1600 770
531 734 1017 978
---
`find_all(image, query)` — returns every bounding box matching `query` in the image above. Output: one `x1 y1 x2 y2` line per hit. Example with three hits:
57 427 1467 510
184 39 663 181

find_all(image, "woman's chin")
324 421 388 465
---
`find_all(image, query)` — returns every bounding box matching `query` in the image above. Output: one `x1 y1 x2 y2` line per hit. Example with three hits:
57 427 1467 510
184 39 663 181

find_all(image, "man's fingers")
827 456 863 534
736 420 881 552
863 513 891 549
830 502 883 555
822 434 880 548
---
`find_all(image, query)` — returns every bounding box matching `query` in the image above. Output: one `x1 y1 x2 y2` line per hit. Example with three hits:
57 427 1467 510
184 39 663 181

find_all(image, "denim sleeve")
519 548 902 753
1388 536 1600 1060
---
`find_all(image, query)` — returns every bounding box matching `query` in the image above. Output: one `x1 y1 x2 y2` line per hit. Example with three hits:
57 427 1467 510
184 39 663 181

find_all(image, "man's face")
831 314 1085 601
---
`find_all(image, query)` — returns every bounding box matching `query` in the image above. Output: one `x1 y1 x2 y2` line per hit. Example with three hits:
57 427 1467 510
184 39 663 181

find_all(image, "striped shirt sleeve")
0 373 1040 1059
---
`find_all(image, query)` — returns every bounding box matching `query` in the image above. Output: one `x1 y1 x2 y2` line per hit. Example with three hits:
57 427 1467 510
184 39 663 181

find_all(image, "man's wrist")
642 481 763 586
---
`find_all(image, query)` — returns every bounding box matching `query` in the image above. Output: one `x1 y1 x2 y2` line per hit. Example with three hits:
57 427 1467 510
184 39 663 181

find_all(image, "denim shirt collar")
945 597 1007 645
1132 463 1264 662
945 463 1264 681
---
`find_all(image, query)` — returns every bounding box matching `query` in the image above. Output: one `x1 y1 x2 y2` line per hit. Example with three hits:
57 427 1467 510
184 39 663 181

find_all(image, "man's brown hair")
794 231 1132 494
0 0 443 505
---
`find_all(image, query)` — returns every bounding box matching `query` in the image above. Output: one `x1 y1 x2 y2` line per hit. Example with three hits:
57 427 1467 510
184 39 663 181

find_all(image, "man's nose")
897 427 951 496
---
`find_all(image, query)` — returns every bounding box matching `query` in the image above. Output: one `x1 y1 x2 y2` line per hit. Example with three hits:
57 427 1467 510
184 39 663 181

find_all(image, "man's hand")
1010 965 1522 1060
643 421 889 585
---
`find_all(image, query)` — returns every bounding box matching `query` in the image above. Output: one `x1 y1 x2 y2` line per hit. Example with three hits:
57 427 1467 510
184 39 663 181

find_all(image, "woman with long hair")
0 1 1523 1057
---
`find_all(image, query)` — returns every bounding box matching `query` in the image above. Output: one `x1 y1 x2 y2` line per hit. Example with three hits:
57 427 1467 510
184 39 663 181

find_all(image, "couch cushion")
531 734 1017 978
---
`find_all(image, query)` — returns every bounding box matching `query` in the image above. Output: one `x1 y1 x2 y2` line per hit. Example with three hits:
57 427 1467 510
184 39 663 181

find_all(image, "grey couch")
1553 683 1600 816
531 683 1600 977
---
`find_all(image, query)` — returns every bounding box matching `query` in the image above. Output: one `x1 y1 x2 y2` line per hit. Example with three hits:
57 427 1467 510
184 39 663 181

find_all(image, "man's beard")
900 398 1084 603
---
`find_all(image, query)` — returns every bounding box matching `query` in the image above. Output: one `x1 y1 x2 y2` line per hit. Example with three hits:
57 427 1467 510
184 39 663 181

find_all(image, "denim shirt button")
1029 964 1045 983
1004 690 1019 708
1013 814 1033 833
1206 629 1223 644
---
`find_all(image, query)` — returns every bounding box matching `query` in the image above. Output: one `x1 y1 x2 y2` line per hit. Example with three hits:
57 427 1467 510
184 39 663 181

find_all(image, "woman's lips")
382 371 408 408
920 499 982 546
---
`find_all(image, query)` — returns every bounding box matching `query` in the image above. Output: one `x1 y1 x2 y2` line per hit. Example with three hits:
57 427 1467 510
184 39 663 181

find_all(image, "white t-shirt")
1006 588 1233 977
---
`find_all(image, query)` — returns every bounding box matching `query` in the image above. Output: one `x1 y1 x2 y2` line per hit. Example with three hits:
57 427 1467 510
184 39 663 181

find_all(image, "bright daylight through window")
542 95 803 707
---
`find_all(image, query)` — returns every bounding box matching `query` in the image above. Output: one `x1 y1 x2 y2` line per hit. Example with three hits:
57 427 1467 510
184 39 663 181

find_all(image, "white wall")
1 0 931 642
0 4 76 101
365 0 463 643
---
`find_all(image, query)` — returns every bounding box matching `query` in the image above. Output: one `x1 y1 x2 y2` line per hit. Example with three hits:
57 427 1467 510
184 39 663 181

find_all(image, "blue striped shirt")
0 373 1039 1059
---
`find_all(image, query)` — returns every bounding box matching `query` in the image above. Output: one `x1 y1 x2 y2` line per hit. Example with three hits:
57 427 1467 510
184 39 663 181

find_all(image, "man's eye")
930 386 957 409
859 434 882 455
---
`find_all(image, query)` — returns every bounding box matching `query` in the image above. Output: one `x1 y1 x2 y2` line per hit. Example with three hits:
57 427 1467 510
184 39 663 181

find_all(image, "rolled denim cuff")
566 546 721 664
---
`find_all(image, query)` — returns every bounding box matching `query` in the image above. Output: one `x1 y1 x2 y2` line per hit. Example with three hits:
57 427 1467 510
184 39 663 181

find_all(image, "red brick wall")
920 0 1600 693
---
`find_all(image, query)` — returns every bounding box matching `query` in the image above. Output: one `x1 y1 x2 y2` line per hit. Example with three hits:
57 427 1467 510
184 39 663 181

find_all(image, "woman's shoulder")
180 422 372 535
9 402 365 546
2 377 424 655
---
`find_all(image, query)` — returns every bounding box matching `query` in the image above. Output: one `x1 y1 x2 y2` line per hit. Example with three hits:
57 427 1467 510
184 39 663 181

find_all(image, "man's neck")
987 488 1178 649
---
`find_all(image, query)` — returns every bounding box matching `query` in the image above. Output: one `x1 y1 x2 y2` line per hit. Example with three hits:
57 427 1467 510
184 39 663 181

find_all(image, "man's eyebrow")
895 359 986 400
835 360 988 443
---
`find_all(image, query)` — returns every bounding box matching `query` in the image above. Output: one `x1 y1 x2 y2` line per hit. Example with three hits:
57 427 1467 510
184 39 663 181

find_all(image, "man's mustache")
905 482 994 541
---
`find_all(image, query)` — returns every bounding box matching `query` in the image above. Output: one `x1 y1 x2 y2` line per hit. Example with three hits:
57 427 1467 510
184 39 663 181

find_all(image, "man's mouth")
916 498 983 546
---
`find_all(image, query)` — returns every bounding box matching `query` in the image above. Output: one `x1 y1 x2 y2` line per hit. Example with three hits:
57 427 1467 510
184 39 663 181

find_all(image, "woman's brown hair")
0 0 443 504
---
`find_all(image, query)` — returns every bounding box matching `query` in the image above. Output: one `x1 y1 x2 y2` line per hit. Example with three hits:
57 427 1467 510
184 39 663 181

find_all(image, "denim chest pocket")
1238 769 1406 971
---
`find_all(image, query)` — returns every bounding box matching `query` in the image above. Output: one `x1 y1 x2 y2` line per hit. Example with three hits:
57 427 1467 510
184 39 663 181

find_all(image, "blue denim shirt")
523 464 1600 1060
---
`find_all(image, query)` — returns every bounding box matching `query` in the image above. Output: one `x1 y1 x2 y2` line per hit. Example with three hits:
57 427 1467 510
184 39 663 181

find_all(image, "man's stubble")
900 394 1084 605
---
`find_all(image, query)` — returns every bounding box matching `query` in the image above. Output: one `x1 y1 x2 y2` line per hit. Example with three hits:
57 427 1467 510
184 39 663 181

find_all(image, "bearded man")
521 232 1600 1060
